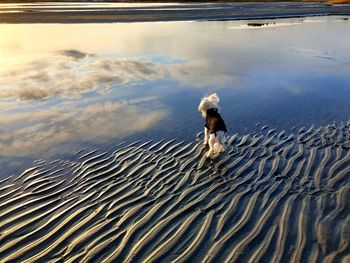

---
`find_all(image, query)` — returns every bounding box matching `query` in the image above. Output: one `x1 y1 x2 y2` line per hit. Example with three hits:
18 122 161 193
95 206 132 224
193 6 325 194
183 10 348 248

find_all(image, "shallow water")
0 16 350 176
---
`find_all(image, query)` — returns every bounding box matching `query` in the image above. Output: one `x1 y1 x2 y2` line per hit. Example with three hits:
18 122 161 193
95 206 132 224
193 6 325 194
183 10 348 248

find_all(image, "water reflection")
0 16 350 176
1 52 162 100
0 98 167 156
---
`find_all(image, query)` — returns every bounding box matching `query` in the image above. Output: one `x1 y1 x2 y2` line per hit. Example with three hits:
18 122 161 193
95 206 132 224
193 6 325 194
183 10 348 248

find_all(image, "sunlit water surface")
1 16 350 177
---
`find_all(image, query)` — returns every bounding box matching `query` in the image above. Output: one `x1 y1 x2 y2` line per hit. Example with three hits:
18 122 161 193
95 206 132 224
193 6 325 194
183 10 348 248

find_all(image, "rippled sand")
0 123 349 262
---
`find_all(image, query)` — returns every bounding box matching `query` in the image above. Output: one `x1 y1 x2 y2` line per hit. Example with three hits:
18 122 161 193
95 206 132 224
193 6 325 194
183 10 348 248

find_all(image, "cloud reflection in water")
0 50 233 101
0 97 167 157
0 17 349 176
0 45 235 164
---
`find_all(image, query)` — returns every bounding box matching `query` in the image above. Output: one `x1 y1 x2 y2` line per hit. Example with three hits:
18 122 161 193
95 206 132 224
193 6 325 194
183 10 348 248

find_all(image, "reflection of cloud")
0 51 233 101
0 48 234 159
0 53 165 100
58 49 92 59
0 97 167 157
168 60 234 87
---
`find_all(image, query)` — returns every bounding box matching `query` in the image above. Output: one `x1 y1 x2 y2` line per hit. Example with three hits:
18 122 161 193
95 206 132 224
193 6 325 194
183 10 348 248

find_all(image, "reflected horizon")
1 16 350 177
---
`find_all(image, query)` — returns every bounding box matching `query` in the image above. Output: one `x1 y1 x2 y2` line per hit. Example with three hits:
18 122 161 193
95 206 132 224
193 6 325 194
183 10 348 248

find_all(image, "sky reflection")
0 16 350 176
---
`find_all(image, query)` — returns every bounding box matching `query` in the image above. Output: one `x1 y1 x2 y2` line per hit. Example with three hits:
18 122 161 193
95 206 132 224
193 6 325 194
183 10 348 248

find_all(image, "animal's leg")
206 134 216 158
204 127 209 145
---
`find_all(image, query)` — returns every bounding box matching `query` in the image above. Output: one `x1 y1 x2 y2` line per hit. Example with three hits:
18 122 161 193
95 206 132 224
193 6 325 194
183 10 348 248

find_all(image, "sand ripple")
0 124 349 262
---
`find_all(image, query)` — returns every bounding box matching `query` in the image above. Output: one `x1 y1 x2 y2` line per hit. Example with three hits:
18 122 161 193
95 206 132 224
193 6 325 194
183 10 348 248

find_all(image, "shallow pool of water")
1 16 350 177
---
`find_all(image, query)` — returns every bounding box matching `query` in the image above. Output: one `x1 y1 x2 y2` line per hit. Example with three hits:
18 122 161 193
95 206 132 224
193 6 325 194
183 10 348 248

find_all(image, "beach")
0 2 350 262
0 126 350 262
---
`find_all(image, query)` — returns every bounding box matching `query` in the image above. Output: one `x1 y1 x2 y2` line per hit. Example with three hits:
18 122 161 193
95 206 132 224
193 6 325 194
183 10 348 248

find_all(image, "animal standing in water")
198 93 228 158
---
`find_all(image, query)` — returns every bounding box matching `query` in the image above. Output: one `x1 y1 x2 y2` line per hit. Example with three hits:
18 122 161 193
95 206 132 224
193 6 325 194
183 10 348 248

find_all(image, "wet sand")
0 2 350 23
0 123 349 262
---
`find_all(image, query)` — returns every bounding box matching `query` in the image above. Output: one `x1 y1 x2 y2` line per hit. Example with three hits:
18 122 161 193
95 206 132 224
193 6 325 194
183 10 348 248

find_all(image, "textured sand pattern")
0 124 349 262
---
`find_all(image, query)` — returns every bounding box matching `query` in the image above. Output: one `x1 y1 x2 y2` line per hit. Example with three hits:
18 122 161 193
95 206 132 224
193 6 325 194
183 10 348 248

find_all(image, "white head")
198 93 220 118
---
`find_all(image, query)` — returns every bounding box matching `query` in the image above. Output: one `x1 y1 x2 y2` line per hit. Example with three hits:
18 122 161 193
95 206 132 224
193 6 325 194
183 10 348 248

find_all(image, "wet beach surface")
0 2 350 23
0 125 350 262
0 11 350 262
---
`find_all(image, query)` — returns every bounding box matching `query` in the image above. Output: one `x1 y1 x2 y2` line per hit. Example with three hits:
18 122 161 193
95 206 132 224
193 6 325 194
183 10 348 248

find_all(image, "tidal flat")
0 7 350 262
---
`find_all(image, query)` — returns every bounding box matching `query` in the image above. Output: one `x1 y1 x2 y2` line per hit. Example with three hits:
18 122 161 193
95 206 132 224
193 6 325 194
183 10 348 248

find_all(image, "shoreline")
0 2 349 23
1 13 349 24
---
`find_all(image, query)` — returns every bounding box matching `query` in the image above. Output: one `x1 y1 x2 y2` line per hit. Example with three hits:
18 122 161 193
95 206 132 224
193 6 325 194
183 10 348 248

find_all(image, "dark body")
205 108 227 135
